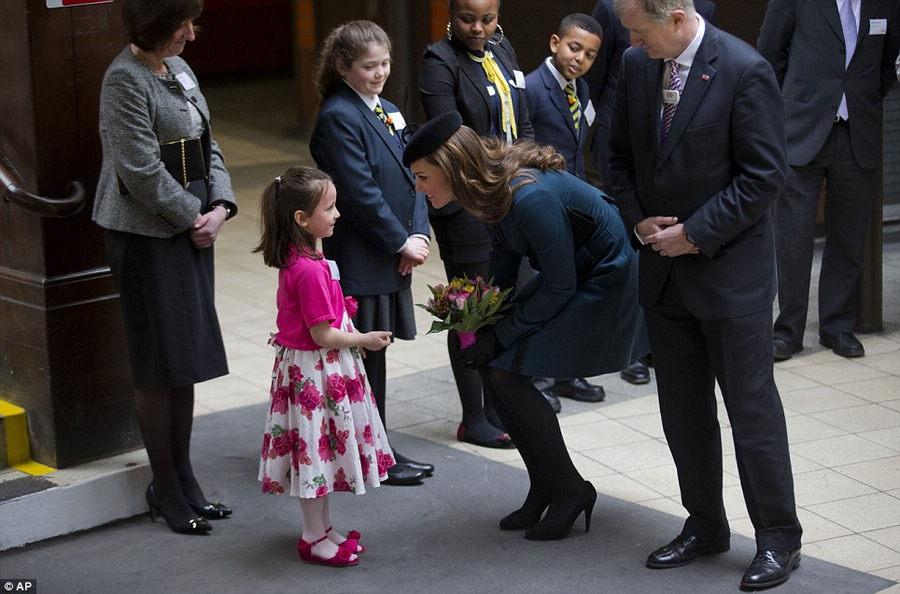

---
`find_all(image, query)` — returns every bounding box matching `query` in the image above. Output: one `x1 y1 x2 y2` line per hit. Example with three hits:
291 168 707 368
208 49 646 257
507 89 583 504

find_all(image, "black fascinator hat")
402 111 463 167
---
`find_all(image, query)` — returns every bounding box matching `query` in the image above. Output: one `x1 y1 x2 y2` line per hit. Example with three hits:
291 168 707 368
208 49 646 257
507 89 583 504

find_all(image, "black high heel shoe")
499 493 552 530
146 484 212 535
524 481 596 541
188 500 232 520
499 506 546 531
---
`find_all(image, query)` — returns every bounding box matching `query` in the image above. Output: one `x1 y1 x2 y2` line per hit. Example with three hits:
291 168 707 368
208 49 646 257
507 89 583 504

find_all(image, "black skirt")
352 288 416 341
104 184 228 389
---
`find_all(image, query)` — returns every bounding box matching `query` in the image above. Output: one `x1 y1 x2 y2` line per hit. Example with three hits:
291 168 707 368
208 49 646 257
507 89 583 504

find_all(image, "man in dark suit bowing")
758 0 900 361
608 0 802 589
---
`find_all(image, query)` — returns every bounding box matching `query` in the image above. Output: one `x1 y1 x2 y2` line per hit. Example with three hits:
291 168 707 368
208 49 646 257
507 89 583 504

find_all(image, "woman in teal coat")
403 112 645 541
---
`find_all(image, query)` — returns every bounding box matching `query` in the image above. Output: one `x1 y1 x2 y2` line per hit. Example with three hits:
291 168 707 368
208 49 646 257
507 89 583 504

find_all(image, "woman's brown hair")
122 0 204 52
425 126 566 223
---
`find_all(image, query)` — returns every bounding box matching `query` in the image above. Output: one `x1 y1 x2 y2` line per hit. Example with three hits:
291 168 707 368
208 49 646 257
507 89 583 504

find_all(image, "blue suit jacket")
524 62 591 180
609 24 786 320
757 0 900 169
309 84 430 296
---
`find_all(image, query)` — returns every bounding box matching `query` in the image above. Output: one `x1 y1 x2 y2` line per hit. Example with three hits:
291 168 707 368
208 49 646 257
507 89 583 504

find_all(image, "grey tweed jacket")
93 47 235 238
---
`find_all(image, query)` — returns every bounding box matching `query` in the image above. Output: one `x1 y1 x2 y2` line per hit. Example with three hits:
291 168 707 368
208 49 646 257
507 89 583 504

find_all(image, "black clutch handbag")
159 137 207 188
117 137 207 196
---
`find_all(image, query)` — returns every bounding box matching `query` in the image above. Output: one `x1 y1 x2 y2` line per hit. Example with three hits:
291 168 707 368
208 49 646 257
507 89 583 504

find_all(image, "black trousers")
646 277 802 551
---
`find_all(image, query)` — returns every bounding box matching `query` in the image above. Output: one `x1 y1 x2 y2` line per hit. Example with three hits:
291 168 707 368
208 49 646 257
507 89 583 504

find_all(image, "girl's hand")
399 255 419 276
400 236 429 265
190 207 227 248
359 331 392 352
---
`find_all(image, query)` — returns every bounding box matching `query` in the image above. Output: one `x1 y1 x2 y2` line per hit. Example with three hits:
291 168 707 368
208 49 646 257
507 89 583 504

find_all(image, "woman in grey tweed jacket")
93 0 236 535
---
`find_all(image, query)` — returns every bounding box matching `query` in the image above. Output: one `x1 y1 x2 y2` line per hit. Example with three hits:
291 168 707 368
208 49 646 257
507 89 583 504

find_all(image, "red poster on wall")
47 0 113 7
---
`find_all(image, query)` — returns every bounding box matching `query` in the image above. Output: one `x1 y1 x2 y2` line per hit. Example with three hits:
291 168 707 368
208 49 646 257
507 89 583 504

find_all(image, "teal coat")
488 169 645 377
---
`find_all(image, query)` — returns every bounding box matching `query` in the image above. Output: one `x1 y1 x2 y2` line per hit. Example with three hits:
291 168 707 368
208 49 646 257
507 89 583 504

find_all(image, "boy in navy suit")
524 14 607 408
525 13 603 181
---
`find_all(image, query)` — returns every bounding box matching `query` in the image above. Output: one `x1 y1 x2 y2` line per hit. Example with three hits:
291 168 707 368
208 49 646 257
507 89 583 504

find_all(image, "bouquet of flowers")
417 275 513 348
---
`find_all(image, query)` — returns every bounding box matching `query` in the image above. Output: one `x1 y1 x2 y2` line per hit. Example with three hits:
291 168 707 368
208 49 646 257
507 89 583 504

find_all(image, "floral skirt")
258 316 394 498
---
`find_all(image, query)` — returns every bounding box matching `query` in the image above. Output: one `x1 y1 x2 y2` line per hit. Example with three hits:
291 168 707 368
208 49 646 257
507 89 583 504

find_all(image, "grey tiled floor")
194 75 900 590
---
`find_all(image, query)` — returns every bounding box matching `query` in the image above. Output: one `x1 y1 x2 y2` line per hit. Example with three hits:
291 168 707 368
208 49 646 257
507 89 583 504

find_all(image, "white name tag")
327 259 341 281
487 85 496 96
513 70 526 88
388 111 406 130
869 19 887 35
176 71 196 91
663 89 680 105
584 100 596 127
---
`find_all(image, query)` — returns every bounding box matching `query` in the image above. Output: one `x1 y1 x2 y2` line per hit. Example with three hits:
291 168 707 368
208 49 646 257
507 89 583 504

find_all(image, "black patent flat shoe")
188 500 232 520
457 424 515 449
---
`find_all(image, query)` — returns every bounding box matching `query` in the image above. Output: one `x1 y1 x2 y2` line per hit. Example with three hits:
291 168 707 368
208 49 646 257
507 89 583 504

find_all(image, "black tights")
481 367 586 524
134 386 208 520
443 260 505 441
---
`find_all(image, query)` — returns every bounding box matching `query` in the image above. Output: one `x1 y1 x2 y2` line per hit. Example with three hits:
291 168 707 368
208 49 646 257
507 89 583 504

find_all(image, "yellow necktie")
468 50 518 141
565 83 580 131
374 104 394 136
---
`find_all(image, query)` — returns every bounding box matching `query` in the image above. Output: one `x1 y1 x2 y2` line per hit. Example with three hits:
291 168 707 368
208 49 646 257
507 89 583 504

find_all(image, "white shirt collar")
673 14 705 70
343 80 380 111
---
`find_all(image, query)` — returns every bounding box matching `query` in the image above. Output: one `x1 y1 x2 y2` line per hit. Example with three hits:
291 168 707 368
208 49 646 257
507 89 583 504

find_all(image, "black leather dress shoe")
740 549 800 590
620 359 650 384
646 534 730 569
819 332 864 358
540 389 562 413
773 338 803 362
393 452 434 476
383 463 425 486
551 378 606 402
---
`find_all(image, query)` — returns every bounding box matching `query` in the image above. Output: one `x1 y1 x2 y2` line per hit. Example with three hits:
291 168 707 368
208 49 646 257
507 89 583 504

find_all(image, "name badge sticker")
514 70 526 88
388 111 407 130
869 19 887 35
176 72 197 91
663 89 680 105
584 100 596 127
327 259 341 281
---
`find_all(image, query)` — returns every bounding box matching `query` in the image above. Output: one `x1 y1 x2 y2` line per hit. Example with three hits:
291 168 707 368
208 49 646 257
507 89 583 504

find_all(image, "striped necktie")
374 104 394 136
565 83 580 131
661 60 682 143
837 0 857 120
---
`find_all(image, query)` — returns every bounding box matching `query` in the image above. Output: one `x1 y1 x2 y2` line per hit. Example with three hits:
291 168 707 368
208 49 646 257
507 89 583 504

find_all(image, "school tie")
565 83 581 131
661 59 682 143
468 50 518 142
837 0 857 120
374 104 394 136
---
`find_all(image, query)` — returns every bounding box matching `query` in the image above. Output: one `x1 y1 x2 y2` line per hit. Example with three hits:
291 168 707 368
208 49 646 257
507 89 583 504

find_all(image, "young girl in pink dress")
255 166 395 567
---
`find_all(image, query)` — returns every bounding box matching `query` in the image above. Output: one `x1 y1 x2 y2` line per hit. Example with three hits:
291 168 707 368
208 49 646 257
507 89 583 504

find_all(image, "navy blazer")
609 24 787 320
524 62 591 180
309 84 430 296
419 34 534 140
757 0 900 169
